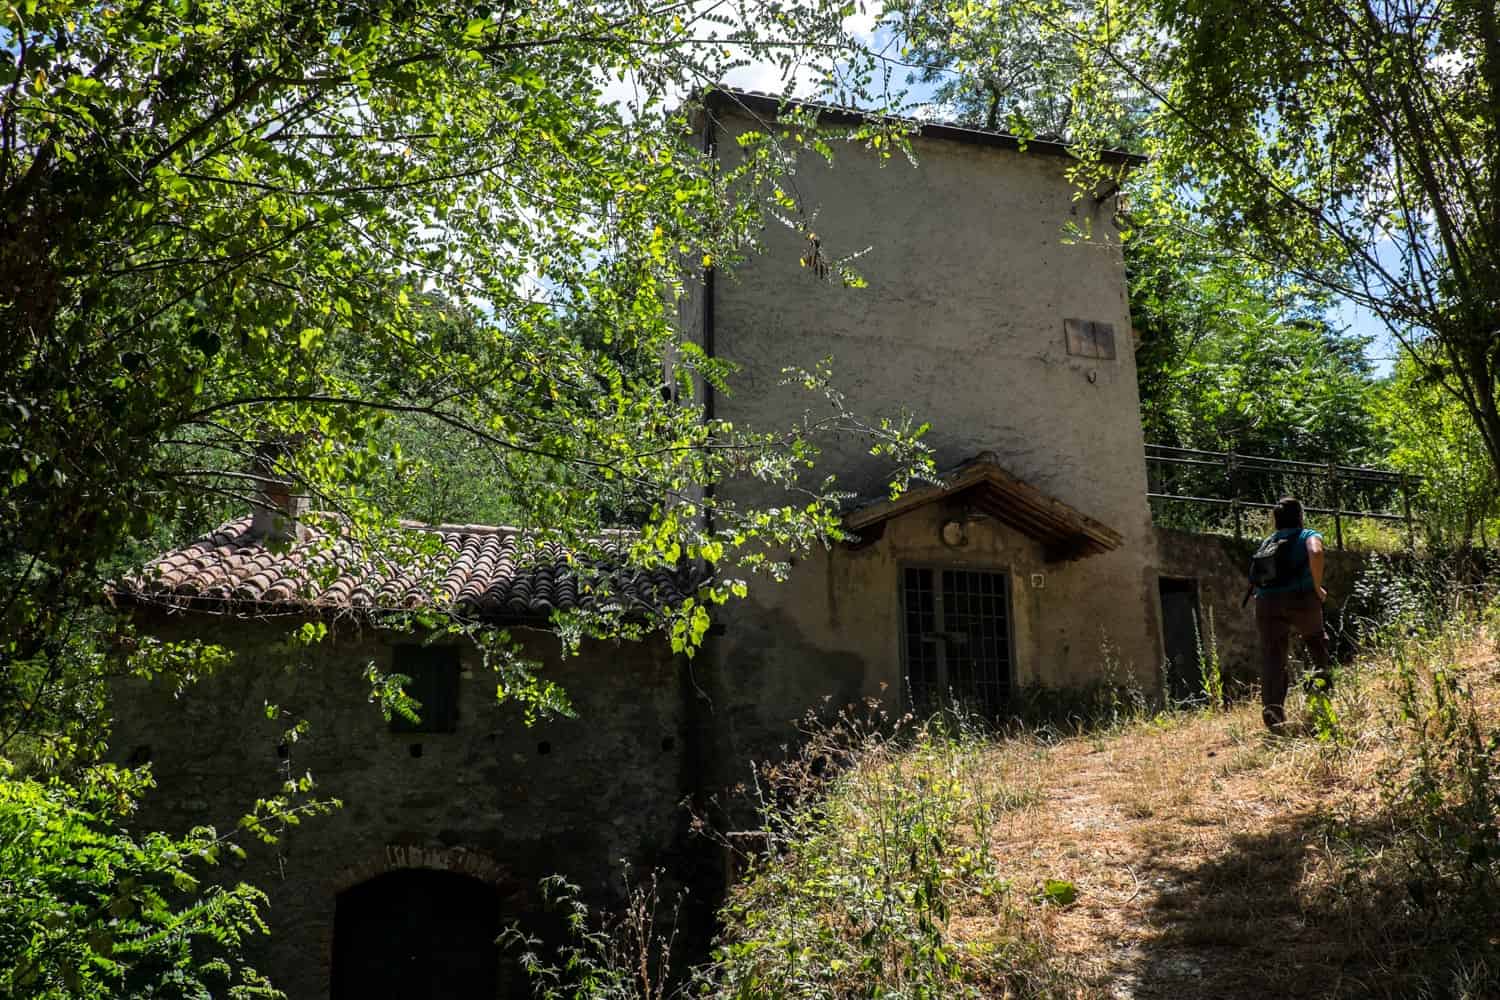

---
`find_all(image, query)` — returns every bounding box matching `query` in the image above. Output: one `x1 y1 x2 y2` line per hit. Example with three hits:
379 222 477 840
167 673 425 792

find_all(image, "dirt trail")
984 709 1388 999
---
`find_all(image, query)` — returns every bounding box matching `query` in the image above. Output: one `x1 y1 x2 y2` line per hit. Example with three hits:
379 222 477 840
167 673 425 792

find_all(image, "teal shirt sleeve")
1256 529 1319 594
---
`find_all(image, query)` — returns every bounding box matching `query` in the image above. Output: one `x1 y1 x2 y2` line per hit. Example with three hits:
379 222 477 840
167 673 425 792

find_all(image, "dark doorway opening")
1159 577 1204 703
331 868 501 1000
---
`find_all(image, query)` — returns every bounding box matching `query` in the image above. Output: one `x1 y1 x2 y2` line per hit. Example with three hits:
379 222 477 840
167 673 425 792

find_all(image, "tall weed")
506 703 1064 1000
501 871 685 1000
708 703 1059 999
1317 569 1500 992
1379 650 1500 925
1195 605 1225 710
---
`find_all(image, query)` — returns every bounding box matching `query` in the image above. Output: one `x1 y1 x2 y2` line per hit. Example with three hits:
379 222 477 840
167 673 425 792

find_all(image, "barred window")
901 568 1012 715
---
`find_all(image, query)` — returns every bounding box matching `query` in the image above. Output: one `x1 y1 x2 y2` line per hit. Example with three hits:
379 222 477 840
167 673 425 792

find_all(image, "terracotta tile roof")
112 517 697 620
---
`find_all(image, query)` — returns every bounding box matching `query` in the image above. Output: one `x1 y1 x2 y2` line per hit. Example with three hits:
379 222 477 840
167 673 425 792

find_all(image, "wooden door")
1159 578 1203 703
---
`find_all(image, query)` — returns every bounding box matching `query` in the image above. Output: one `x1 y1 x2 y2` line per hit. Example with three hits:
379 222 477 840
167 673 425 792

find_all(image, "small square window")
389 645 461 734
1064 318 1117 360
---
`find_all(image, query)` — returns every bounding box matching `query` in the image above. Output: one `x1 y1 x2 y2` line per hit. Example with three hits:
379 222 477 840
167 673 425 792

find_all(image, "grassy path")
711 631 1499 1000
971 647 1500 998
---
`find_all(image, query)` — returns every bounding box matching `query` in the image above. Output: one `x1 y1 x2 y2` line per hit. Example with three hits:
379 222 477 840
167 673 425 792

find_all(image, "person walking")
1250 497 1333 731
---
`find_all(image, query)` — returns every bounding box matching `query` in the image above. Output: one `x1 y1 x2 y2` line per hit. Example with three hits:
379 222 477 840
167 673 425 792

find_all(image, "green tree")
0 1 926 992
1379 354 1500 550
887 0 1093 136
1047 0 1500 484
882 1 1385 465
883 0 1150 141
1130 233 1384 461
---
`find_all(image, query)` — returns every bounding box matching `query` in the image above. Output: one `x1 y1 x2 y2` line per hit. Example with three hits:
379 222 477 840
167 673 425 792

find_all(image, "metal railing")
1145 444 1415 549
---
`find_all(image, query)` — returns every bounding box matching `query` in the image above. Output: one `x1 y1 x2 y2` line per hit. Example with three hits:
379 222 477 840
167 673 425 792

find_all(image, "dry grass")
944 628 1500 1000
704 609 1500 1000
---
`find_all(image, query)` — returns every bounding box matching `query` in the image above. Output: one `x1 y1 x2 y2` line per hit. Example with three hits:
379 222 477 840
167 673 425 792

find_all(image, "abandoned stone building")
110 89 1327 998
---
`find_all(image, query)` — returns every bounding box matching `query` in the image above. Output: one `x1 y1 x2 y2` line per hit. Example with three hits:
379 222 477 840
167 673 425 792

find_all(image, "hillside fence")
1145 444 1415 550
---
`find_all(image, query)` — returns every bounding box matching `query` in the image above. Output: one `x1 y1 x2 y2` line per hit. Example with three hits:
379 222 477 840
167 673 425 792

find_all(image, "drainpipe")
700 106 718 535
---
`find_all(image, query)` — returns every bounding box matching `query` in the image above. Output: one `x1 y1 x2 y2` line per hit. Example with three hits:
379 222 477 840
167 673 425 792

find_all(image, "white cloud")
842 1 885 45
721 57 822 97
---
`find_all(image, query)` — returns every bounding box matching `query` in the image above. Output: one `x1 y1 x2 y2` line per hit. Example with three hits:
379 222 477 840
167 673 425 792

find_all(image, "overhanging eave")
844 455 1123 562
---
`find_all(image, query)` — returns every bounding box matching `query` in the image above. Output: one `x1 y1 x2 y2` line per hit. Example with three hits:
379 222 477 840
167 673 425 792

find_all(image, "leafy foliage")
1058 0 1500 483
0 762 299 999
0 0 932 993
1378 353 1500 549
883 0 1147 141
1 0 928 723
1129 229 1386 461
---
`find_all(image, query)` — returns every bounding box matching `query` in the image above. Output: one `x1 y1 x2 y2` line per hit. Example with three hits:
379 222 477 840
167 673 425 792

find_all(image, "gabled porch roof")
844 452 1124 562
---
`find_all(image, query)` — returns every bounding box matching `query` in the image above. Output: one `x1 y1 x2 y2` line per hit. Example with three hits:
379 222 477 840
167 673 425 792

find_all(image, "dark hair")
1273 497 1305 531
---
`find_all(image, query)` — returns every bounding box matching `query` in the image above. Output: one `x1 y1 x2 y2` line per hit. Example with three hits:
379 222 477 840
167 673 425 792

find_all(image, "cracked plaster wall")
701 109 1164 778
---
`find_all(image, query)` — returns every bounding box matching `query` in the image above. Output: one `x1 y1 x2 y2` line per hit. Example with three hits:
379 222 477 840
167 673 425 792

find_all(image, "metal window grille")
389 646 461 734
904 568 940 707
902 568 1012 716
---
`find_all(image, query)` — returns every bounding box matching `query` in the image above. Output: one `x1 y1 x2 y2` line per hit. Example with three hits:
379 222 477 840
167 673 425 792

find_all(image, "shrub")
705 704 1058 1000
0 763 281 1000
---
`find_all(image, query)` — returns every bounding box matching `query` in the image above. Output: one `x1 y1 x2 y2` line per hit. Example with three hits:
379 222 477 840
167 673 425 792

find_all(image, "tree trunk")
1471 371 1500 490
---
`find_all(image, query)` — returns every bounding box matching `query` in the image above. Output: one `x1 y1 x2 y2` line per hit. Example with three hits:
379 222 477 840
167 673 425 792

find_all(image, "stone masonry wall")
112 613 702 999
116 530 1396 997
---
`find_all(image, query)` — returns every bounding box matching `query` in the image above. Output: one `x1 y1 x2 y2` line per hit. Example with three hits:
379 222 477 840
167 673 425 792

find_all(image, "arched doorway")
331 868 501 999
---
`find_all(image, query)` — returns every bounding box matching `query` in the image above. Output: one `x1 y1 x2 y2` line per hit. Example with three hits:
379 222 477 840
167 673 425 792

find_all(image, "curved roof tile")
112 516 699 621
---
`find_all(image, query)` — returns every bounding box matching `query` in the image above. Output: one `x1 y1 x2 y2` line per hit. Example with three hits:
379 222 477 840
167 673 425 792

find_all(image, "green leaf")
1038 878 1077 906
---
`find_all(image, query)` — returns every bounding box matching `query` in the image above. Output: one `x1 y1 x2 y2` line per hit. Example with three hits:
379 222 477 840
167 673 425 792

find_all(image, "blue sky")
1332 300 1397 376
